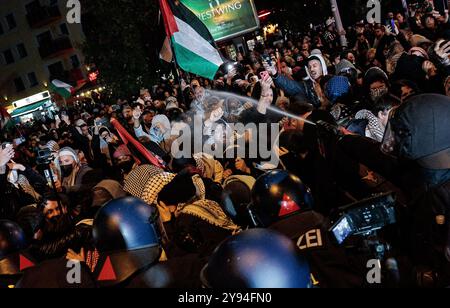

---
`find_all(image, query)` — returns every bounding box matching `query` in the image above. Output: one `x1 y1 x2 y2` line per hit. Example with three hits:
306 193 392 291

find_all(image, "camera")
36 148 55 166
329 192 397 244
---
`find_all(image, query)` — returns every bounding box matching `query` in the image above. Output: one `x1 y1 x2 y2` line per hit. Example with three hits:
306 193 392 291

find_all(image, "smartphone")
262 54 272 66
55 114 60 121
260 71 270 81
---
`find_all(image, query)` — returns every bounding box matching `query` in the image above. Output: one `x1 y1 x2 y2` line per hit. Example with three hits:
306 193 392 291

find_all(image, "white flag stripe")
52 80 72 90
173 17 223 67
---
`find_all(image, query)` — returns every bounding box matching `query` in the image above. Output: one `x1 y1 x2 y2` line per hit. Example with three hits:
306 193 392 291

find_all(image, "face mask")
151 126 165 144
118 160 135 174
60 164 74 178
370 87 388 102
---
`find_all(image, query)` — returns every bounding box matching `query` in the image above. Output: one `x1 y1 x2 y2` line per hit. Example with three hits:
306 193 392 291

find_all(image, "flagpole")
330 0 348 48
158 6 188 108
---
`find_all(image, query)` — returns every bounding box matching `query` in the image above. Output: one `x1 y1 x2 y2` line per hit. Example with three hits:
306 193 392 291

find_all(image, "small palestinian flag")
159 0 224 80
49 79 73 99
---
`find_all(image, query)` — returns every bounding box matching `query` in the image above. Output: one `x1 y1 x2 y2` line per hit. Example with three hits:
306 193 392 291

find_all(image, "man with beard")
29 194 92 262
120 105 137 138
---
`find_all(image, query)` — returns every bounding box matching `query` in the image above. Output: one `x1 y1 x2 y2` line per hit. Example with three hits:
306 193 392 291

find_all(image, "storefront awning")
10 99 50 118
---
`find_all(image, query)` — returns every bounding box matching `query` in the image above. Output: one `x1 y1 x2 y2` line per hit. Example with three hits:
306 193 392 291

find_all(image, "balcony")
39 37 74 60
27 5 62 29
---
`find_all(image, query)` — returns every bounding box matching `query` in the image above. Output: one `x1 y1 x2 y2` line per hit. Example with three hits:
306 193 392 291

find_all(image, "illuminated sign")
180 0 260 41
12 91 51 108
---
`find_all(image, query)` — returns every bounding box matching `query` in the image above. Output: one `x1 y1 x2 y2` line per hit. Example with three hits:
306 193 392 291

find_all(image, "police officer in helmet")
0 220 28 288
338 94 450 286
92 197 205 288
248 170 364 288
201 229 312 288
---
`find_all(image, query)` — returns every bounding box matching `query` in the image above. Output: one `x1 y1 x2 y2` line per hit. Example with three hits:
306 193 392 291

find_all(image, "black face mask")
61 164 74 178
118 160 135 174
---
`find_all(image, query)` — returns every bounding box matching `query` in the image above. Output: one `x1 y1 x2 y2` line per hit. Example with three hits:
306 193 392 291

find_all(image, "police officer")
247 170 364 288
92 197 205 288
338 94 450 286
0 220 28 288
201 229 312 288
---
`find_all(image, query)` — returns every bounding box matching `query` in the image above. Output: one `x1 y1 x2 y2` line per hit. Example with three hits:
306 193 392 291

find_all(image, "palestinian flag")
159 0 224 80
49 79 73 99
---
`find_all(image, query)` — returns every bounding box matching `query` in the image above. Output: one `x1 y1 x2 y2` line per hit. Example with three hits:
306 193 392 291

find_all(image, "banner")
179 0 260 42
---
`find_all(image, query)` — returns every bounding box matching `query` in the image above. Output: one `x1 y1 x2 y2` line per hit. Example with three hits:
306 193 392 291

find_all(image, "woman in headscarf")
135 112 173 153
56 147 93 194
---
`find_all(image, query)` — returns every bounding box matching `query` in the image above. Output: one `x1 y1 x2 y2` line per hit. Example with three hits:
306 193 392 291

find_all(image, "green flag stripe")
172 38 220 80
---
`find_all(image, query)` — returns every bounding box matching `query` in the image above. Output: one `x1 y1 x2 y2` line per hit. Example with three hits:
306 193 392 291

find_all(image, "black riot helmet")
382 94 450 170
0 220 28 260
0 220 28 276
248 170 314 227
201 229 311 288
93 197 163 286
221 175 256 228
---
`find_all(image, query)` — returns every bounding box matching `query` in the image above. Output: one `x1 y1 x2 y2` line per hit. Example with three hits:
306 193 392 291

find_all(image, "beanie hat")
325 76 351 104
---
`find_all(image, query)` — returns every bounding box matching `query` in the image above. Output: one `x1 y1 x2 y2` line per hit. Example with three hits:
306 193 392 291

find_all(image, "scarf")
177 199 241 234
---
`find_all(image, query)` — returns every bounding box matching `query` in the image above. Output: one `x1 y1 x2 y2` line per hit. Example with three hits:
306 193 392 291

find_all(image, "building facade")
0 0 87 108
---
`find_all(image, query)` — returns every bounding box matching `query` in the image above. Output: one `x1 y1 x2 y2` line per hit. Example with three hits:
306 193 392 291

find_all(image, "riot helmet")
249 170 314 227
201 229 311 288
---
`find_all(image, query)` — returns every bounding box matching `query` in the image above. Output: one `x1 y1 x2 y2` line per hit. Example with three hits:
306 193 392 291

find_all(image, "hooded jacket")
274 54 328 108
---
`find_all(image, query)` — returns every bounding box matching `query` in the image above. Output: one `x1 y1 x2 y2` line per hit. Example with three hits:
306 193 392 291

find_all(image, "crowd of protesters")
1 0 450 288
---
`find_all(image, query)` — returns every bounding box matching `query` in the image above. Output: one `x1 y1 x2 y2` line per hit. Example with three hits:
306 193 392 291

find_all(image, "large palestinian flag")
159 0 224 80
49 79 73 99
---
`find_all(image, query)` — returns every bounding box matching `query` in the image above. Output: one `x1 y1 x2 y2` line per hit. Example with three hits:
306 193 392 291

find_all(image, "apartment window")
70 55 80 68
60 23 69 35
28 72 38 87
5 14 17 30
14 77 25 92
17 43 28 59
3 49 14 64
37 31 52 47
48 61 65 79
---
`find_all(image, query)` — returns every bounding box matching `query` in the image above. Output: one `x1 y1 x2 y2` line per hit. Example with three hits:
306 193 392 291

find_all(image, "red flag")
110 118 166 169
159 0 179 37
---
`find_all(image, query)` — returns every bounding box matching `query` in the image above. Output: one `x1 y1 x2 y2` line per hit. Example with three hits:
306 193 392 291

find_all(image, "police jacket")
269 211 365 288
338 135 450 272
